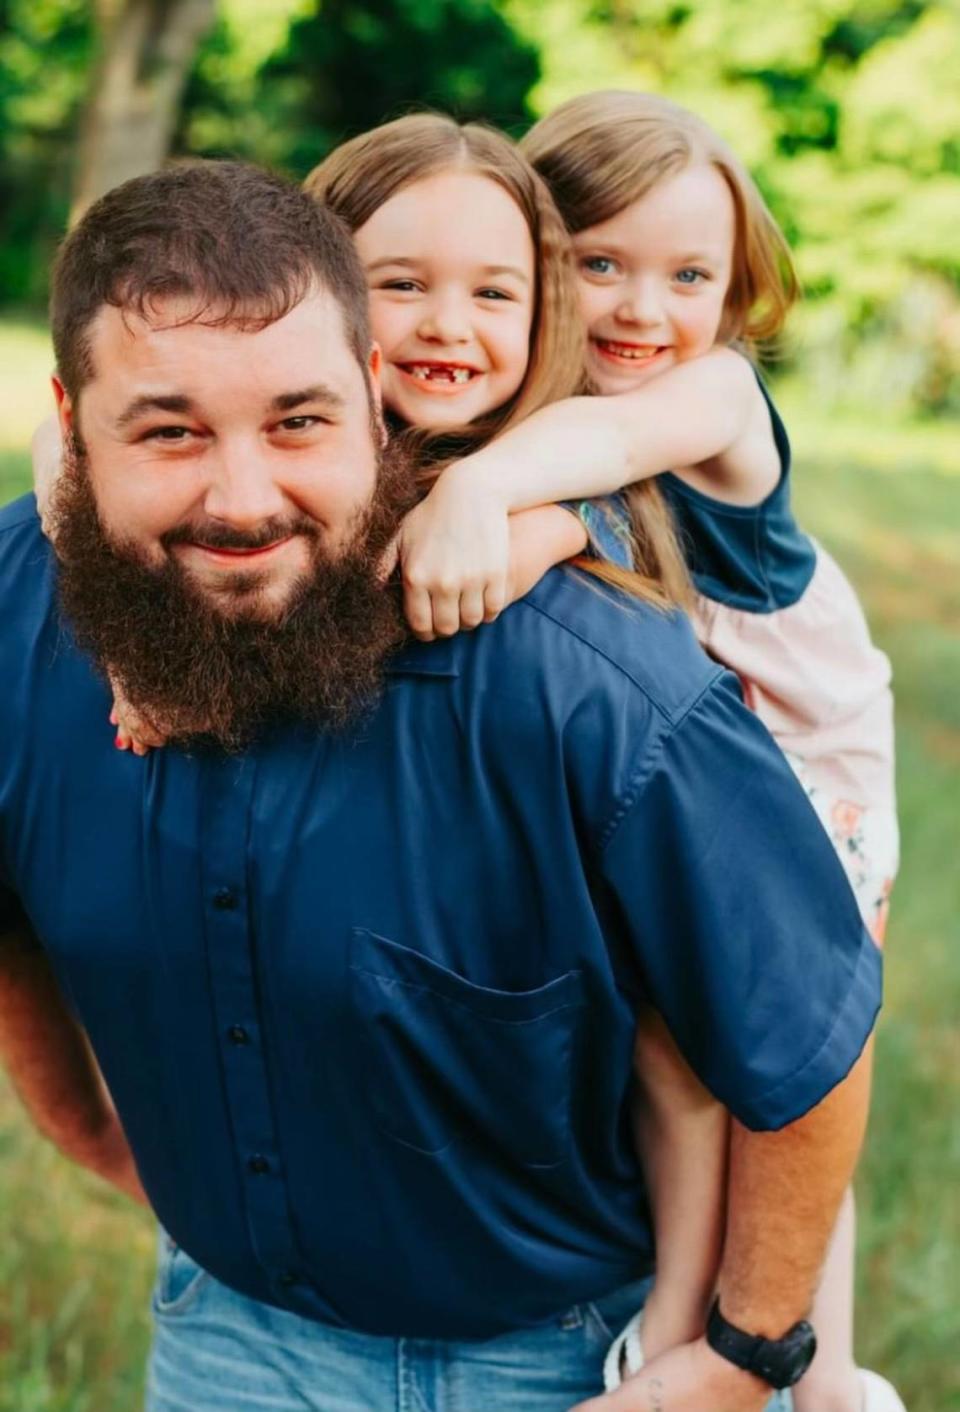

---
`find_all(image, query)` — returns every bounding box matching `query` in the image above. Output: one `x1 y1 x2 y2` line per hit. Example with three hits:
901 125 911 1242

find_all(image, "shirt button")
247 1154 270 1175
227 1025 249 1046
213 887 238 911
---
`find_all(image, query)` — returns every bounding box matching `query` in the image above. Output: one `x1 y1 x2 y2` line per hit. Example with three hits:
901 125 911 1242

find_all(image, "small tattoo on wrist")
647 1376 665 1412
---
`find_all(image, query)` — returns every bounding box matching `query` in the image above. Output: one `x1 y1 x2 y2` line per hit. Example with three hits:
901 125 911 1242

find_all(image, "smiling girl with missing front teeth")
352 167 536 424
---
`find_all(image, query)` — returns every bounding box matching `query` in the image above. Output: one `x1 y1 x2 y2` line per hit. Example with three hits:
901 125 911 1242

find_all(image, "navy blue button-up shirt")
0 496 880 1339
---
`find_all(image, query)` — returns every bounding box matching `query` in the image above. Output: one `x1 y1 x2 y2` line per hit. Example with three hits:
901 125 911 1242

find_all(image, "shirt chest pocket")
349 929 584 1168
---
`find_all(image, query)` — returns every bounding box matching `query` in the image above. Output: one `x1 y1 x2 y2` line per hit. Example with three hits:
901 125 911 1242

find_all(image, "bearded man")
0 162 880 1412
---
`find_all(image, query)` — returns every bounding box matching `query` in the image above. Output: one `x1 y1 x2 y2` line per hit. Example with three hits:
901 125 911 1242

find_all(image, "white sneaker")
860 1368 907 1412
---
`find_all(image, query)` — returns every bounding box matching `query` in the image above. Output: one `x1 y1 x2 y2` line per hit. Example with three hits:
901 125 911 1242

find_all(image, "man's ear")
367 343 388 448
51 376 74 438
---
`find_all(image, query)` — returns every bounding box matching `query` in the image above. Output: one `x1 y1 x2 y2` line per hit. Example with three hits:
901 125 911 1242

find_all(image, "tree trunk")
71 0 216 224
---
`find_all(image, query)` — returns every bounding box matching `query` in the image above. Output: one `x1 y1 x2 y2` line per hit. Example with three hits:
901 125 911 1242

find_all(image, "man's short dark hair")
50 160 372 400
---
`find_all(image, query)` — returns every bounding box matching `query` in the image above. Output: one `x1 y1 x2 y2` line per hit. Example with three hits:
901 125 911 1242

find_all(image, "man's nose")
202 442 288 528
417 291 472 344
615 277 664 330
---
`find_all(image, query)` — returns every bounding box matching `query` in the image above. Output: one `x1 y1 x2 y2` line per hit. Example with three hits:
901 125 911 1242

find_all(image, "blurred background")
0 1 957 1408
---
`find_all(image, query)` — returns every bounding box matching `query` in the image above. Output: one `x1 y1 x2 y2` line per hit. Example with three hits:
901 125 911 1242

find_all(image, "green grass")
0 318 54 509
1 318 958 1408
787 436 960 1410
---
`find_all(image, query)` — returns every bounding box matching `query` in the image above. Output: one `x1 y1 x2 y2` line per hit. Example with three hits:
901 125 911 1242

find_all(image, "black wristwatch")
706 1298 817 1390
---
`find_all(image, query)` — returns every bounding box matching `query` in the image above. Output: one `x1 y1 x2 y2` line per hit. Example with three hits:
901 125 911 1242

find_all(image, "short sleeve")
563 494 634 569
600 671 881 1131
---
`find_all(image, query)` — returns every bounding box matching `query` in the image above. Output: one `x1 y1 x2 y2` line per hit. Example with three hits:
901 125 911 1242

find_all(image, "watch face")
783 1322 818 1385
756 1321 818 1388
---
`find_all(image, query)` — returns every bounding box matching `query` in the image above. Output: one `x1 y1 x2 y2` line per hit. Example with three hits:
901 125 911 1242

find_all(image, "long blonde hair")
521 90 798 350
306 111 690 609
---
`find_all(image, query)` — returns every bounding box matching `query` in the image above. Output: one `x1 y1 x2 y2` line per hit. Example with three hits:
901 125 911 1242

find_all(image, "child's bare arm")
444 347 778 513
505 505 588 609
32 414 63 535
631 1007 729 1360
390 350 776 636
391 490 587 642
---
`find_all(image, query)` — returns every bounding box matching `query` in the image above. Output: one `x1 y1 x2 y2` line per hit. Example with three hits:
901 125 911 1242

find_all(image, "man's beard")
50 438 411 751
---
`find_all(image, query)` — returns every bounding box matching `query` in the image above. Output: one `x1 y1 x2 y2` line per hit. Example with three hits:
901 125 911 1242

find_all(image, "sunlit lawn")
1 320 958 1410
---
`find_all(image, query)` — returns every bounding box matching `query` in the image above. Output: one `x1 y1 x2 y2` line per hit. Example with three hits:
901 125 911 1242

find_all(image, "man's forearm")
571 1045 874 1412
0 919 146 1202
719 1042 874 1336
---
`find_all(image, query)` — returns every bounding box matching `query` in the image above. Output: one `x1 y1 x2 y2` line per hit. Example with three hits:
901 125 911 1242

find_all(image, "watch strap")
706 1298 816 1390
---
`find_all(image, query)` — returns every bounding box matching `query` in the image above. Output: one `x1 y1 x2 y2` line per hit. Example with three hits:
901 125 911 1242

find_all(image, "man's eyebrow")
115 394 194 429
270 385 346 413
114 386 347 429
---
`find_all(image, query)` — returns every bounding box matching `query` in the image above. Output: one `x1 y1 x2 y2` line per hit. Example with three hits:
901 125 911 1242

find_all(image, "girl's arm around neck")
450 347 778 515
394 489 586 641
506 505 588 608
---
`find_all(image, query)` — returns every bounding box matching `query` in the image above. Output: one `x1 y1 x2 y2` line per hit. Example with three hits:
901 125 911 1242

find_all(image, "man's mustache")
161 515 320 553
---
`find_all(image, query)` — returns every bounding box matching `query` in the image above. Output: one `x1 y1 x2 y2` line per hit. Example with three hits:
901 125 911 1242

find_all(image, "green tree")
0 0 91 302
252 0 540 174
72 0 216 220
506 0 960 414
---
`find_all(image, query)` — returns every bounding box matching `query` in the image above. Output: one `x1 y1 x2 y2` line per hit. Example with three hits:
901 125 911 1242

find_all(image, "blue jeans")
146 1233 792 1411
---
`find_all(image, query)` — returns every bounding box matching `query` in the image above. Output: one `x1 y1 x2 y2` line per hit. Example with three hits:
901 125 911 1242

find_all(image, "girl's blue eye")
477 288 511 301
382 279 419 292
676 268 706 285
582 256 617 277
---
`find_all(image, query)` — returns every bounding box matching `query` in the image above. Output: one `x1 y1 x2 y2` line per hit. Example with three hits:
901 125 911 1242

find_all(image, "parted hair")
306 112 691 609
521 90 798 350
51 160 372 401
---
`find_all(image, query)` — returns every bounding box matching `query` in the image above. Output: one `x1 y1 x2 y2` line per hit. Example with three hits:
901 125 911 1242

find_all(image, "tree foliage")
0 0 91 301
1 0 957 414
71 0 216 220
504 0 960 414
178 0 539 174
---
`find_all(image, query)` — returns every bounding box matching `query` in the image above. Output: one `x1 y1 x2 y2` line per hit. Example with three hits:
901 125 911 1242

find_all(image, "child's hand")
387 467 511 641
32 415 64 538
110 683 168 756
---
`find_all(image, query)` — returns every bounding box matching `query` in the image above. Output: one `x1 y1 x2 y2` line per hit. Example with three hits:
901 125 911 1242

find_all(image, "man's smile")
184 536 296 566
